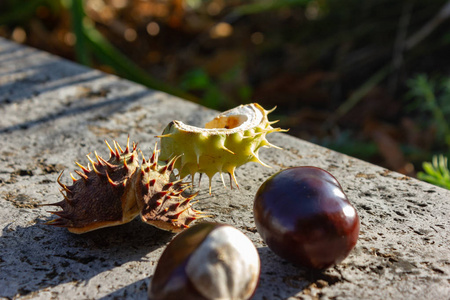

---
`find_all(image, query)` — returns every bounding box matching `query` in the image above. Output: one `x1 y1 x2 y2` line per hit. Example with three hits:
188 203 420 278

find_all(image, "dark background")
1 0 450 180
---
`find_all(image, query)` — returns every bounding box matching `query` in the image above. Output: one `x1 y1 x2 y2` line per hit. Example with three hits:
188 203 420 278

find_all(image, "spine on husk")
46 139 204 234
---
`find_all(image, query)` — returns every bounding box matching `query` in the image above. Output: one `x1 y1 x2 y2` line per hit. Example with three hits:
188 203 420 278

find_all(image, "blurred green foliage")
407 75 450 189
180 68 226 108
407 74 450 148
179 66 252 109
0 0 61 24
418 155 450 189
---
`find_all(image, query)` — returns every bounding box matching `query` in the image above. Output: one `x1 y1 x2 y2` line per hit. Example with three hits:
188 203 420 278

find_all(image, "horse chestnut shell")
253 166 359 270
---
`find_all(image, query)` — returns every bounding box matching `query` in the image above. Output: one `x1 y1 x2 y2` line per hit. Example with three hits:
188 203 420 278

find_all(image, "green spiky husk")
158 103 287 189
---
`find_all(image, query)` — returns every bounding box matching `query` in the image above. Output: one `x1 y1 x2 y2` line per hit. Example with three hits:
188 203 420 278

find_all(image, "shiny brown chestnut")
253 166 360 270
148 222 260 300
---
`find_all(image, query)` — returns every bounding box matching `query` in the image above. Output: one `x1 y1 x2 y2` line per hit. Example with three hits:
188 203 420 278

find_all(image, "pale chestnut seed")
185 225 260 299
148 223 260 300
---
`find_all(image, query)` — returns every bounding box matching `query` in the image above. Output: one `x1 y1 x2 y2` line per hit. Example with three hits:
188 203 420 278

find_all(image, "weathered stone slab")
0 37 449 299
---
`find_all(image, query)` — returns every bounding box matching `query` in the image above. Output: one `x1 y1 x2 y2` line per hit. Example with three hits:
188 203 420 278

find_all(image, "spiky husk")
46 139 203 234
158 103 287 192
134 144 201 232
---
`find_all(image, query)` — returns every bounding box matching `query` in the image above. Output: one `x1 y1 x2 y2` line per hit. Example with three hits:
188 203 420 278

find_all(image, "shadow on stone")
253 246 346 299
0 88 153 134
0 218 172 298
97 278 149 300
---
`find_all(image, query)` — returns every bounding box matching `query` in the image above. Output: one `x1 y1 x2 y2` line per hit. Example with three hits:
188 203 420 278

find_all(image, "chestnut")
253 166 359 270
148 222 260 300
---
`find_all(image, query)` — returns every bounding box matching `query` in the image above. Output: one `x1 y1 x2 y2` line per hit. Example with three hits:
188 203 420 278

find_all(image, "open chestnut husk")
148 222 260 300
253 166 360 270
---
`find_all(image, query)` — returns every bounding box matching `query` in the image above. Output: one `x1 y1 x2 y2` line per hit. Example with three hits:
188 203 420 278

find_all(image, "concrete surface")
0 38 449 299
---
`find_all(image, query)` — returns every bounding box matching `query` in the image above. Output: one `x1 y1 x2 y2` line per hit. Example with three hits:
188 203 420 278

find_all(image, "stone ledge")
0 38 449 299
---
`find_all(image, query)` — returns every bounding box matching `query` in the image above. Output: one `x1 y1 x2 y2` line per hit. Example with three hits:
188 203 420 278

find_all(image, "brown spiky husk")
134 147 201 232
46 140 203 234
